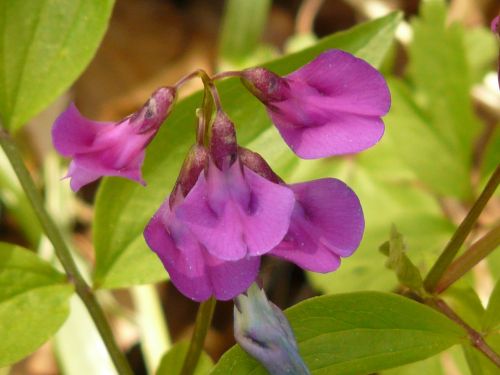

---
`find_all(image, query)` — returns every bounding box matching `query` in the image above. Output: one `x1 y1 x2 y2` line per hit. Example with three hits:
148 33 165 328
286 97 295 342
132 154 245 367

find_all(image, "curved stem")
435 224 500 294
180 298 216 375
424 165 500 292
212 70 243 80
0 128 133 375
426 298 500 367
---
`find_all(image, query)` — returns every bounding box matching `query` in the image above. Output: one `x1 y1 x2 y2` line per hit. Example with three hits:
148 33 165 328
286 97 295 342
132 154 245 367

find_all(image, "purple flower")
52 87 176 191
144 113 296 301
144 110 364 301
241 49 390 159
269 178 364 272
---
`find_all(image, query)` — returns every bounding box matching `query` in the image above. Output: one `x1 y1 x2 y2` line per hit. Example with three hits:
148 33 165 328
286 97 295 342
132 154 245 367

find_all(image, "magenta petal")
144 201 260 301
52 104 113 157
287 50 390 116
176 161 295 261
269 109 385 159
270 178 364 272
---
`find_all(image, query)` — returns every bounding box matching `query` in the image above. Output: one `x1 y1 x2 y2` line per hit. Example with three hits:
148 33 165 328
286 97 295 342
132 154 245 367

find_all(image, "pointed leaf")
0 0 114 130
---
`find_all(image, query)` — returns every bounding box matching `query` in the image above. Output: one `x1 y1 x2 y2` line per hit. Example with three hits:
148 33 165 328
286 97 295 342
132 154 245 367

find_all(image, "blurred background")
1 0 499 374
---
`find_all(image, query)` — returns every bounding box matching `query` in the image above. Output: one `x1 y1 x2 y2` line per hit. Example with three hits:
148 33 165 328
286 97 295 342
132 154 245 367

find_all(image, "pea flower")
238 148 364 272
270 178 364 272
241 49 390 159
144 112 295 301
52 87 176 191
234 283 310 375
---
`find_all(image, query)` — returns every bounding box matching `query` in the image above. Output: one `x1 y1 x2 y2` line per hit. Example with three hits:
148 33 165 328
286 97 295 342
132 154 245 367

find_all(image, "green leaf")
157 341 213 375
0 242 74 366
403 0 481 198
385 78 471 198
93 12 402 289
379 225 424 291
210 292 465 375
483 280 500 332
0 0 115 130
464 27 497 84
218 0 271 68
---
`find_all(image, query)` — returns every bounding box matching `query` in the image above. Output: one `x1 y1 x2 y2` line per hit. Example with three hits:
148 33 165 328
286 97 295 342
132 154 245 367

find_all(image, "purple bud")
237 146 283 184
210 110 237 170
241 67 290 103
52 87 177 191
234 284 310 375
169 144 209 208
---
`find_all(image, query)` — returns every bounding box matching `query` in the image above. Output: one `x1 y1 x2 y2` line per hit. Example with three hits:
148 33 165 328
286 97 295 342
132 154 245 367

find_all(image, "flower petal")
269 109 385 159
51 103 113 157
287 49 390 116
270 178 364 272
176 161 295 261
144 201 260 301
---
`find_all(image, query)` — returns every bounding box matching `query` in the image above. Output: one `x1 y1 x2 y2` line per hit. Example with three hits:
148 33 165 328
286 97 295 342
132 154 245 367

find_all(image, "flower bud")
241 67 290 103
210 110 237 170
52 86 177 191
234 284 310 375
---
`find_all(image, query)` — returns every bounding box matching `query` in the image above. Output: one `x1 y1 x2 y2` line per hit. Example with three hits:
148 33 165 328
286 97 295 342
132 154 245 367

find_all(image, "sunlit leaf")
210 292 465 375
0 0 114 130
0 243 73 366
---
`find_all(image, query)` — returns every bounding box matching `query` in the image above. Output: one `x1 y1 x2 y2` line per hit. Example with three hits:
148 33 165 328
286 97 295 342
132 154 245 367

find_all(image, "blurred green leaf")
385 78 472 197
210 292 465 375
483 280 500 332
464 27 497 83
0 0 114 130
0 149 41 245
379 225 424 291
386 0 483 199
409 0 481 160
218 0 271 68
0 242 73 366
157 341 213 375
382 355 444 375
93 12 402 289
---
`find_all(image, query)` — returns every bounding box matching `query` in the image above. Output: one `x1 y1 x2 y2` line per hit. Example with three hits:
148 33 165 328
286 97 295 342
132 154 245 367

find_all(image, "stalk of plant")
0 126 133 375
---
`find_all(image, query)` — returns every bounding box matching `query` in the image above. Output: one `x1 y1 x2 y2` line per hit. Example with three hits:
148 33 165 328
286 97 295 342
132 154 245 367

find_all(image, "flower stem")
424 165 500 293
426 298 500 367
180 298 216 375
0 127 133 375
435 224 500 294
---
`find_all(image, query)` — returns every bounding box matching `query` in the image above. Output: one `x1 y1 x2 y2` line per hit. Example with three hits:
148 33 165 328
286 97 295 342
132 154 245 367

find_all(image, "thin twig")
435 224 500 294
180 298 216 375
424 165 500 292
426 298 500 368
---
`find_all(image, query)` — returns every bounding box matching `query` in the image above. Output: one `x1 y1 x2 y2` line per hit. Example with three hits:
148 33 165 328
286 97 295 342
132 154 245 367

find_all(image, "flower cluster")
52 49 390 302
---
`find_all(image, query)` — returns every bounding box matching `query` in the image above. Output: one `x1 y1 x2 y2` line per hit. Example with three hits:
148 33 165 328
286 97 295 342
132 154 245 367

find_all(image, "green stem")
424 165 500 292
426 298 500 367
180 298 216 375
0 128 133 375
435 224 500 294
